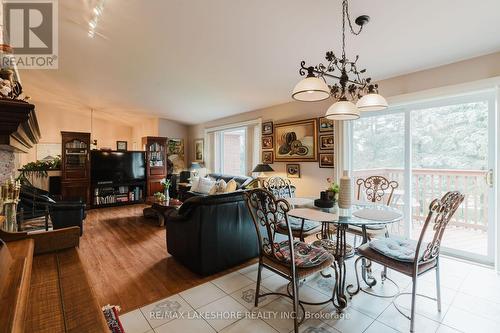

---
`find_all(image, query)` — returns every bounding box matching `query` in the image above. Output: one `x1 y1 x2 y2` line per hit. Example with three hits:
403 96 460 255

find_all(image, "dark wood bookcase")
61 131 90 204
142 136 168 196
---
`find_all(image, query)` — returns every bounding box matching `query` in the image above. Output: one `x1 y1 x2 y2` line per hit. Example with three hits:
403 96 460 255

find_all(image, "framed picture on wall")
319 152 334 168
168 138 185 173
262 121 273 135
319 134 334 150
262 151 274 164
286 163 301 178
36 143 61 162
262 136 273 149
319 116 334 132
116 141 128 151
194 138 204 162
274 118 318 162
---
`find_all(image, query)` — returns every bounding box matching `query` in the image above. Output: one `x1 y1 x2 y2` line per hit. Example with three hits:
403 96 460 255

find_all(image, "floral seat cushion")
368 237 423 262
276 217 320 233
267 240 332 268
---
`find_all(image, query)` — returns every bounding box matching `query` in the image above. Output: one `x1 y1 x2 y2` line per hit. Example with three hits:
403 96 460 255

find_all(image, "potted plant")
154 192 166 202
17 156 61 182
326 177 339 201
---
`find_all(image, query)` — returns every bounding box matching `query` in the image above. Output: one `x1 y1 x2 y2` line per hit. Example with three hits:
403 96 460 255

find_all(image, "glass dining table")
288 203 403 311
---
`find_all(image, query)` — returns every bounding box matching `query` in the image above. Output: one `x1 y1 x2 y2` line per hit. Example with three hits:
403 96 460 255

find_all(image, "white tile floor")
120 256 500 333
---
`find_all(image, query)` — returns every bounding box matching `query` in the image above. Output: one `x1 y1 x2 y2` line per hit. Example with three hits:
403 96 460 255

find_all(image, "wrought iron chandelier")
292 0 387 120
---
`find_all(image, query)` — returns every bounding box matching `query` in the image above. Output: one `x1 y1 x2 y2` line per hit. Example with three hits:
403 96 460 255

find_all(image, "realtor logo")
3 0 58 69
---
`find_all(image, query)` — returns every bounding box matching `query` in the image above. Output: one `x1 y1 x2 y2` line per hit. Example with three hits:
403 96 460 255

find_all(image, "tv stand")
91 181 146 208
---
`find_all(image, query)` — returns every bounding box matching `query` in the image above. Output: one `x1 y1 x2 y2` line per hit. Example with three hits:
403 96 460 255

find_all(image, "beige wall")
188 51 500 197
132 118 159 150
18 103 137 166
377 52 500 97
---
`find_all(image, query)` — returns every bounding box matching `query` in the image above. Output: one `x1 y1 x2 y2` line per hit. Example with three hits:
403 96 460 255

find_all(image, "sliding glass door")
352 111 407 237
349 92 496 264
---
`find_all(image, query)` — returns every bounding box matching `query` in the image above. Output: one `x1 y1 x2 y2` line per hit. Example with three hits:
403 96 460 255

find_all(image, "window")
214 127 247 175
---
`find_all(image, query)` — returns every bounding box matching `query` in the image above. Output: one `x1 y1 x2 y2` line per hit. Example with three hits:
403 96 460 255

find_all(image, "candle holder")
0 177 20 232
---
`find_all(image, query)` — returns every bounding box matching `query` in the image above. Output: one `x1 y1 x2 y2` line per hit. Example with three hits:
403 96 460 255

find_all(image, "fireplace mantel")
0 99 40 153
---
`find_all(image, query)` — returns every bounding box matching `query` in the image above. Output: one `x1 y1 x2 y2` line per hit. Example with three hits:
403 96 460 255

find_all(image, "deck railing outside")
353 168 489 231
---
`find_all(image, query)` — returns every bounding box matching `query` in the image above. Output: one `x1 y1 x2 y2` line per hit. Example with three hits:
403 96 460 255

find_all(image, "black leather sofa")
18 183 87 235
185 173 257 198
165 190 259 275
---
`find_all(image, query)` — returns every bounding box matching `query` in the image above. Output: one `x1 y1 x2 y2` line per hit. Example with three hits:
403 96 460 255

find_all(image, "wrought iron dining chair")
263 176 321 241
349 175 399 242
263 176 294 198
348 191 464 333
244 188 334 333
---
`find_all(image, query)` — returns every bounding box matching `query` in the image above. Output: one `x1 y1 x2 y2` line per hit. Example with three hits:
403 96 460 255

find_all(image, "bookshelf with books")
92 182 145 207
142 136 168 196
61 131 90 204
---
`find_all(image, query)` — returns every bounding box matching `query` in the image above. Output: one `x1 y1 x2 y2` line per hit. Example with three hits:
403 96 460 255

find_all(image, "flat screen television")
91 151 146 183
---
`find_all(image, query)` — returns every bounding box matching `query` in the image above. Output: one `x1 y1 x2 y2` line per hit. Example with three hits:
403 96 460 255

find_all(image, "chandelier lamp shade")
326 98 359 120
292 0 388 119
291 68 331 102
356 91 388 112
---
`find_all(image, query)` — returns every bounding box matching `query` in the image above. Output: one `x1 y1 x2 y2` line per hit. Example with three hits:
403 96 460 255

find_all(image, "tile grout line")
138 306 155 332
179 290 221 332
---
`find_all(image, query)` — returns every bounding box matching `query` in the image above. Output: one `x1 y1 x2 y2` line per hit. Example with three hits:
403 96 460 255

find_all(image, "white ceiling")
20 0 500 125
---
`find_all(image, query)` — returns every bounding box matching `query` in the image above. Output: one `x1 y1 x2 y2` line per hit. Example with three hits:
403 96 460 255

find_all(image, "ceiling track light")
88 0 106 38
292 0 388 120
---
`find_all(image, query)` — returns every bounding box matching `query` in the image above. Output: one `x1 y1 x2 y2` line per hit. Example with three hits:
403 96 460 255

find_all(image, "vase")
164 188 170 201
338 171 352 209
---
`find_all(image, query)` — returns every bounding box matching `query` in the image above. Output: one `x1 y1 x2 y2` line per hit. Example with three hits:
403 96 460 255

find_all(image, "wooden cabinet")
61 132 90 204
142 136 168 197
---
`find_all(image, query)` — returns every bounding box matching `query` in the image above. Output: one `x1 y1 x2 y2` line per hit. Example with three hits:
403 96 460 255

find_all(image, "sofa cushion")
268 240 331 268
197 178 216 194
368 237 422 262
207 173 255 189
276 218 320 233
190 176 200 192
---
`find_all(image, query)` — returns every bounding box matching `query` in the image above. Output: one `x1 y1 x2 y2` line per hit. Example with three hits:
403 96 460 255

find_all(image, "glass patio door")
409 95 494 263
349 92 496 264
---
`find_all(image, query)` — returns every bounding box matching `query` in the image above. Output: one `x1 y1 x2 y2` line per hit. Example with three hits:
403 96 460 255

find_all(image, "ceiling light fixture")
88 0 106 38
292 0 387 120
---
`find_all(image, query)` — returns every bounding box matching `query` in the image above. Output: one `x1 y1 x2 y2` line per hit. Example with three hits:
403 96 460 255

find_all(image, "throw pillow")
225 179 237 193
216 179 227 193
197 177 216 194
190 176 200 192
208 179 227 195
208 183 218 195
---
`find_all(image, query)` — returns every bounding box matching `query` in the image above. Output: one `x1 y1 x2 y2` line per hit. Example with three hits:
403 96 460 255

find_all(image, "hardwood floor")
78 204 255 312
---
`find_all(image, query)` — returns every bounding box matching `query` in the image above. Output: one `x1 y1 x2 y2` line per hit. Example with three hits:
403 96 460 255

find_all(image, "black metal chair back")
263 176 293 199
356 175 399 206
244 188 295 266
415 191 464 263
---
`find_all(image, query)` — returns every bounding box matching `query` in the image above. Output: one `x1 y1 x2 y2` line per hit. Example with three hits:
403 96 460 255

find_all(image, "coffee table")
144 197 182 227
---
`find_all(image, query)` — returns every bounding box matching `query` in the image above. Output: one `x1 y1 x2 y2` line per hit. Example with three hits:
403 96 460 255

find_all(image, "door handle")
485 169 494 188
